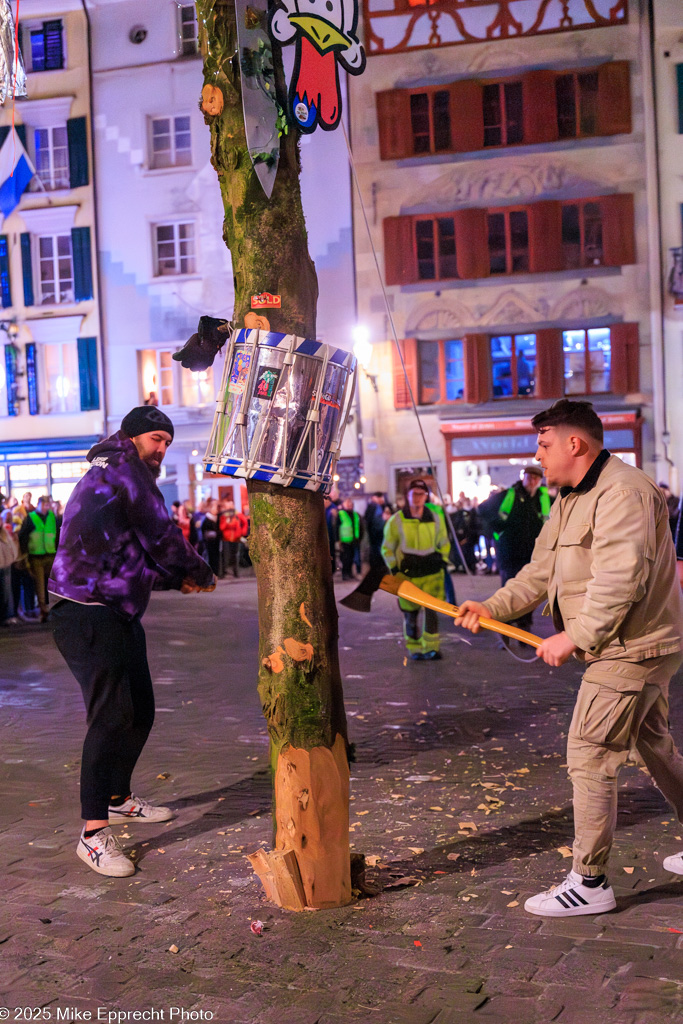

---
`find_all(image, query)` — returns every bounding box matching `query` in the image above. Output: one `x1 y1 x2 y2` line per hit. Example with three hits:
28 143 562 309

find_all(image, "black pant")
340 542 358 580
52 601 155 820
403 607 439 639
222 540 240 577
204 537 221 576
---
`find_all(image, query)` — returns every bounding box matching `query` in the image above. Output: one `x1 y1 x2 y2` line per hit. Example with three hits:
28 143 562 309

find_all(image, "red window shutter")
392 338 418 409
601 193 635 267
454 208 489 280
534 328 563 399
523 70 559 145
597 62 632 137
376 89 413 160
463 334 490 404
449 80 484 152
384 216 416 285
528 201 563 273
609 322 639 394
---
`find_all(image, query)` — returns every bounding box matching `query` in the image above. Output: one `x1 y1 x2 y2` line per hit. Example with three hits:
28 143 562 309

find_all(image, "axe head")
339 563 390 613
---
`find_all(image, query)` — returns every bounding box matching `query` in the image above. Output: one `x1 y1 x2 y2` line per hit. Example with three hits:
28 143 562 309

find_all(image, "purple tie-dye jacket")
49 431 214 619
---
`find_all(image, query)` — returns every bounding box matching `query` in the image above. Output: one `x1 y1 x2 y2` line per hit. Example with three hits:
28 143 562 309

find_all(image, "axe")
340 569 542 648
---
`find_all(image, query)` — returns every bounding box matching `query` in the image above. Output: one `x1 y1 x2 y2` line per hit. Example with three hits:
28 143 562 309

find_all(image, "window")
482 81 524 147
415 217 457 281
418 339 464 405
409 90 451 154
555 71 599 139
181 366 213 407
38 234 74 305
154 223 196 276
34 126 69 190
22 20 64 72
563 327 611 395
149 115 192 169
178 4 199 56
42 342 79 413
561 200 603 269
491 334 537 398
487 209 529 274
140 349 176 406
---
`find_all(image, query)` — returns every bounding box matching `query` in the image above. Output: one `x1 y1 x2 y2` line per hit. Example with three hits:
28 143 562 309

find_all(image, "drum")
204 328 357 492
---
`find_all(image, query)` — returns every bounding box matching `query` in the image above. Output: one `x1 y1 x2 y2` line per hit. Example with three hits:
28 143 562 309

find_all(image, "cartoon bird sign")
269 0 366 133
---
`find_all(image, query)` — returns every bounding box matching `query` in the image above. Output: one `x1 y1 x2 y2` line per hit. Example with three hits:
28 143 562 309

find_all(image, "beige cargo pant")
567 652 683 877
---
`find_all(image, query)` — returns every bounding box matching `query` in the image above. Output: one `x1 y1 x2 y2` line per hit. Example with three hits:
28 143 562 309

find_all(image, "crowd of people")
170 497 250 579
0 491 64 626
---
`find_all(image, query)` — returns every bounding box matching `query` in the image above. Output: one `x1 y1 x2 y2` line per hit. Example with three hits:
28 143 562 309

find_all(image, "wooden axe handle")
379 575 543 649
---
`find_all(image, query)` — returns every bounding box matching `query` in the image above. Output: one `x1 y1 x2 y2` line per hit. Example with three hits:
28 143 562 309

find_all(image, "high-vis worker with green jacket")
382 479 450 660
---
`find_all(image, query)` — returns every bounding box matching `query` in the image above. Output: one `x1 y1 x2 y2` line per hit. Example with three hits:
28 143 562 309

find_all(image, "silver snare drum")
204 329 356 492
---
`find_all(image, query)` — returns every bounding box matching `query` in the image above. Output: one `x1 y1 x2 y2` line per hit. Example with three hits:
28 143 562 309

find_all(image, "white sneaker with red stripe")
108 794 173 824
77 827 135 877
524 870 616 917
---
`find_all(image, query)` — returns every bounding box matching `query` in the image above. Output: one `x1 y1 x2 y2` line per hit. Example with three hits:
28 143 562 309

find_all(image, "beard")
143 456 162 478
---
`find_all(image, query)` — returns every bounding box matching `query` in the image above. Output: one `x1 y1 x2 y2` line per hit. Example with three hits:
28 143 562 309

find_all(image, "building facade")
349 0 676 501
0 0 102 507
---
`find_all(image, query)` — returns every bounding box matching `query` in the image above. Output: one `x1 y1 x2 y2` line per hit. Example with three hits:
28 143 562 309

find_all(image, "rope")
340 119 472 575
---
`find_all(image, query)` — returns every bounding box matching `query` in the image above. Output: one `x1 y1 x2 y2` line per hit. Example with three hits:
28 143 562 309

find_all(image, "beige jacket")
483 455 683 667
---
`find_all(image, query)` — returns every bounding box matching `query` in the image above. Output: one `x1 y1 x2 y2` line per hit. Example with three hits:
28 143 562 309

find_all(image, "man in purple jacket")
50 406 215 878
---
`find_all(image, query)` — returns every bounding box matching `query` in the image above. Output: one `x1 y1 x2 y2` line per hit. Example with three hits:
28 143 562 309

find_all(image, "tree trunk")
197 0 351 910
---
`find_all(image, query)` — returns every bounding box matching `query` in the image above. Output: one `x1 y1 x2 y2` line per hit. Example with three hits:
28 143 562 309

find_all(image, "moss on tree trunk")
196 0 351 909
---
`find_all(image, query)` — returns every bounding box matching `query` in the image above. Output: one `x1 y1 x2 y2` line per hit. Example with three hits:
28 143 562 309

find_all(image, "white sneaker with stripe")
662 850 683 875
524 869 616 917
108 794 173 823
76 827 135 877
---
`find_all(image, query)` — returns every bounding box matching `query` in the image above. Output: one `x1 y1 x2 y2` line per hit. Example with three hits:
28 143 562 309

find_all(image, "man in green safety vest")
484 464 551 631
18 494 58 622
338 497 363 580
382 478 451 660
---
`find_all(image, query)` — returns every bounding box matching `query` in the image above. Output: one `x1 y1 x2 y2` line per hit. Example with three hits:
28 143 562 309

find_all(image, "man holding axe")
455 400 683 917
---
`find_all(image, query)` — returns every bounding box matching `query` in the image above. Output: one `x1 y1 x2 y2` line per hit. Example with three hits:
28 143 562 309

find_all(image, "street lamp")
352 325 378 393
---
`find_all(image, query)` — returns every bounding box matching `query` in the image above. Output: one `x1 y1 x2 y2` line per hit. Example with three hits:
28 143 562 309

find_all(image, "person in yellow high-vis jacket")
382 479 450 660
18 494 58 621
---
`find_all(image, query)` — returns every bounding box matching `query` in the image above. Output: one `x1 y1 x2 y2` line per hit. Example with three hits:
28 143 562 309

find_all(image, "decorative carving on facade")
363 0 627 58
477 289 542 326
428 161 603 205
406 297 472 332
551 286 615 320
401 285 618 335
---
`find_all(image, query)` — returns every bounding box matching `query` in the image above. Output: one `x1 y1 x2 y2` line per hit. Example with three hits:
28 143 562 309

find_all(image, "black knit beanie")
121 406 175 440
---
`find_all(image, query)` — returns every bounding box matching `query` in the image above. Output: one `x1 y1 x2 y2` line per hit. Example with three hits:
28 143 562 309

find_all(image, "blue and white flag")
0 129 35 219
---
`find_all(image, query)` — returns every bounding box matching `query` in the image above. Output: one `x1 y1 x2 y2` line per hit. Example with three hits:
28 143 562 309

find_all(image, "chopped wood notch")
246 848 307 910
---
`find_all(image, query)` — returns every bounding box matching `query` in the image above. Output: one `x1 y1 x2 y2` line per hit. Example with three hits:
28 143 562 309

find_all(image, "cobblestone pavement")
1 574 683 1024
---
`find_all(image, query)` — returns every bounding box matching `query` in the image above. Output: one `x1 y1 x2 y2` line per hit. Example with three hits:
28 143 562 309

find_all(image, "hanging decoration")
236 0 281 197
268 0 365 134
0 0 26 104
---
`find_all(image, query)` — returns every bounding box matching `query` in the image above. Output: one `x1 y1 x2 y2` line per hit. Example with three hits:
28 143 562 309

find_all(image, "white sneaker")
662 851 683 875
77 827 135 877
108 794 173 824
524 870 616 917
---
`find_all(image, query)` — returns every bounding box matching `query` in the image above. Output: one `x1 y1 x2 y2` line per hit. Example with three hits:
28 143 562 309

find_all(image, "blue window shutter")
677 65 683 134
77 337 100 411
0 126 9 147
0 236 11 308
72 226 93 301
26 342 39 415
0 125 27 149
44 20 64 71
4 344 19 416
20 233 34 306
67 117 89 187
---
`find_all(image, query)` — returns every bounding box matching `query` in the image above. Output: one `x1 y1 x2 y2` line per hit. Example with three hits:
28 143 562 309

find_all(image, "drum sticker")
229 350 252 394
312 388 340 411
254 365 281 400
